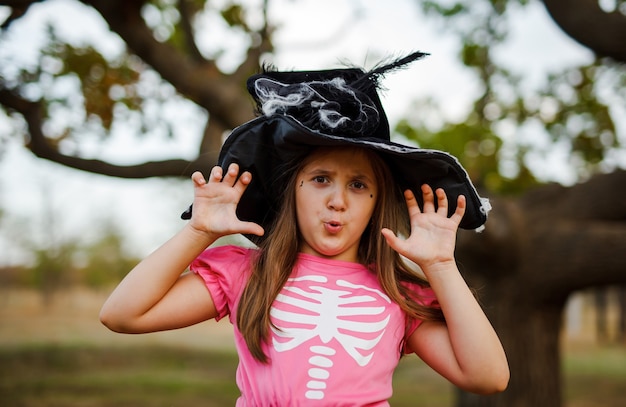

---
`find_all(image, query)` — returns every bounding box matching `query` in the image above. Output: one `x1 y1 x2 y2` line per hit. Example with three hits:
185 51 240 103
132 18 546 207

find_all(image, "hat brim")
193 115 487 244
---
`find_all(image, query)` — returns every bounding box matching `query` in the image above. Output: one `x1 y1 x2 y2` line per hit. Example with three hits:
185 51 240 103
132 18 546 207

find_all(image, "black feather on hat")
182 52 491 244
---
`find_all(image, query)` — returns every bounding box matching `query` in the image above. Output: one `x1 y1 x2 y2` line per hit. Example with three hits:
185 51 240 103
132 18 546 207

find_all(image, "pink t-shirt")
191 245 438 406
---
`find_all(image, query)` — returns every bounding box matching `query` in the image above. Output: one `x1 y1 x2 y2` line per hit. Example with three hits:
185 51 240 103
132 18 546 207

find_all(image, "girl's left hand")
381 184 466 271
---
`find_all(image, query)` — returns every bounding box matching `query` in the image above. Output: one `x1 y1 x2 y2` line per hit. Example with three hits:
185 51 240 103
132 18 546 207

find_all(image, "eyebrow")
351 173 375 184
304 167 375 184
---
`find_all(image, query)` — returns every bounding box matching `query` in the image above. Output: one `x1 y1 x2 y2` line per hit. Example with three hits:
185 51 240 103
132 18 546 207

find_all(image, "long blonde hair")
236 146 444 363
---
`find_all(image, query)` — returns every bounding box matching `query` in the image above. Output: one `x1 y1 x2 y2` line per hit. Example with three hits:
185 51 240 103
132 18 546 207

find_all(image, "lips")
324 221 343 234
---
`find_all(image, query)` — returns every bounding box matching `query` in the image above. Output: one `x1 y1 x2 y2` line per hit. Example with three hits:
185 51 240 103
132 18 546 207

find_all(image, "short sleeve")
403 284 440 353
190 245 255 322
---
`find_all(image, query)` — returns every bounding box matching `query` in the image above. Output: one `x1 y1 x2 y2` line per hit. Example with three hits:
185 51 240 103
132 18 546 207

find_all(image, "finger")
222 163 240 186
381 228 398 248
450 194 467 224
191 171 207 187
381 228 407 257
240 222 265 237
435 188 448 215
231 170 253 198
403 189 422 217
421 184 436 213
237 171 252 186
207 166 223 183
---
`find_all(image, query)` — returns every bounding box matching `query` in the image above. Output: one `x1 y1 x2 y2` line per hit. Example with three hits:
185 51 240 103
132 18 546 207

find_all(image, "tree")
1 0 267 177
543 0 626 62
407 1 626 406
0 0 625 406
453 171 626 406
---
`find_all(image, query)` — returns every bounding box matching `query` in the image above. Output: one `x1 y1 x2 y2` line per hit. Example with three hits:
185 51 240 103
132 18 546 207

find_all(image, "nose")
327 186 347 211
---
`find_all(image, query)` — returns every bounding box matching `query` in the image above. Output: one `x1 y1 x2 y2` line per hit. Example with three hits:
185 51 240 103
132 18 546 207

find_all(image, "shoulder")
190 244 258 285
189 244 258 320
400 278 439 307
192 244 257 269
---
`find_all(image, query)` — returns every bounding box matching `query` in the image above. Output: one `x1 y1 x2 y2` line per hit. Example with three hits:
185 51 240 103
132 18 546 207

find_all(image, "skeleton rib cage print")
270 274 392 401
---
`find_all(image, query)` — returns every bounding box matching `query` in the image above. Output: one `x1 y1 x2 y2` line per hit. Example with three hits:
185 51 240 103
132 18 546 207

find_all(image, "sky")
0 0 597 264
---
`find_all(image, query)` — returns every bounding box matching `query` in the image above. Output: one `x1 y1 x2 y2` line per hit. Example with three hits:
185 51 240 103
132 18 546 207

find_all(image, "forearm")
99 224 217 329
423 261 509 391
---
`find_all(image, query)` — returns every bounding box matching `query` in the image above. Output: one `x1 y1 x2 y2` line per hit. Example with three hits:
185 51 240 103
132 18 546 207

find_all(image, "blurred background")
1 0 625 406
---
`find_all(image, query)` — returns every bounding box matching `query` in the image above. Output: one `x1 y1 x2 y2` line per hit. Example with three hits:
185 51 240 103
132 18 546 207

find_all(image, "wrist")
183 223 220 247
420 259 458 279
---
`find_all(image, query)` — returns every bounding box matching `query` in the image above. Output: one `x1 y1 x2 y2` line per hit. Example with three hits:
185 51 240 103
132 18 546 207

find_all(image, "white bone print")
270 275 391 400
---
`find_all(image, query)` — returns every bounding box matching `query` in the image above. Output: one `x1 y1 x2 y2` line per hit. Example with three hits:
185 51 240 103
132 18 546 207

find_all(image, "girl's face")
295 148 378 262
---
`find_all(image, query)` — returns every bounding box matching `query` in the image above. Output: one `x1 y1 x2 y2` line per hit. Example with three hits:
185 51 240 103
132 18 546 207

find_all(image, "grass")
0 345 240 407
0 344 624 406
390 356 453 406
563 346 626 407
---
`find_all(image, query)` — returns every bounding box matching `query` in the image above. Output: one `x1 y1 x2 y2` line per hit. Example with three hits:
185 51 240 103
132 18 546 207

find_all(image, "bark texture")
455 170 626 406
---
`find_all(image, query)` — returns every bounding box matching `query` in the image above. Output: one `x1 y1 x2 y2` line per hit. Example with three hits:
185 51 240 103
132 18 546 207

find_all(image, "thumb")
381 228 409 258
239 222 265 237
381 228 399 248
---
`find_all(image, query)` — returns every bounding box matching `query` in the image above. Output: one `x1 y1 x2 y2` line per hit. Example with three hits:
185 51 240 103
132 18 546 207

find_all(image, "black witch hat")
182 52 490 243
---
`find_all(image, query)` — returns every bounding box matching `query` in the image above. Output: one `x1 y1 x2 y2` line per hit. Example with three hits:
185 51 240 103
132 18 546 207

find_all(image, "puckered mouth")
323 220 343 234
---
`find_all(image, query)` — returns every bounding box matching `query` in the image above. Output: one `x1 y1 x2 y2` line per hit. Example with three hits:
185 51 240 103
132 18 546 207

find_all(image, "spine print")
305 345 336 400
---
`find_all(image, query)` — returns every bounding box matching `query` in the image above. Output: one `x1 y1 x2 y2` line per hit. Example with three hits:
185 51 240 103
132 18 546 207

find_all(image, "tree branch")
521 170 626 222
232 0 274 83
177 0 204 63
542 0 626 63
0 84 216 178
527 220 626 298
80 0 254 128
2 0 257 173
458 170 626 301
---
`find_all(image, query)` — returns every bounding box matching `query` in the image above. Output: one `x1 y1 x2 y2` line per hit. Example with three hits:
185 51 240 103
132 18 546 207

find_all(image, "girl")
100 52 509 405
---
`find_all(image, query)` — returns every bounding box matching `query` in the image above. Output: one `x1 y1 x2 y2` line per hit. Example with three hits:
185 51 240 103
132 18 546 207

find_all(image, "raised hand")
392 186 509 394
188 163 264 239
381 184 465 271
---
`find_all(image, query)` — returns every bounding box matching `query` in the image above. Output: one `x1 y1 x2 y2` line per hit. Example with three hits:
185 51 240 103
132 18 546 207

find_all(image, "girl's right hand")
188 163 265 239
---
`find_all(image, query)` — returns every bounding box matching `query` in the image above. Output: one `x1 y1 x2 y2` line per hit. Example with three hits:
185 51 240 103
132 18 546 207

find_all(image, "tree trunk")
618 287 626 343
454 279 565 407
594 288 608 342
452 171 626 406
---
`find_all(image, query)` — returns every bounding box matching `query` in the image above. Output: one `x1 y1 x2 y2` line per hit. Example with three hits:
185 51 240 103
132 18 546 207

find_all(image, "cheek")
295 189 315 220
355 196 377 223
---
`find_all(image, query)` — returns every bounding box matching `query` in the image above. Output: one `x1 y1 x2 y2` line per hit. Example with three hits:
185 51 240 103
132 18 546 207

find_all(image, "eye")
313 175 328 184
350 180 367 190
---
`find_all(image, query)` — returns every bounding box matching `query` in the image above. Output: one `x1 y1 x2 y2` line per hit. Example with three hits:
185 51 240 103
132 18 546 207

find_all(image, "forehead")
301 147 377 174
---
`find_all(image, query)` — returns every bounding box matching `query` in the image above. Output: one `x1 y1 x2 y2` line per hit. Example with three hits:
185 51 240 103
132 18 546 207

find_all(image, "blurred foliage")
78 223 141 288
50 40 142 132
0 220 140 297
28 239 80 304
2 0 622 192
395 0 626 195
3 24 178 154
